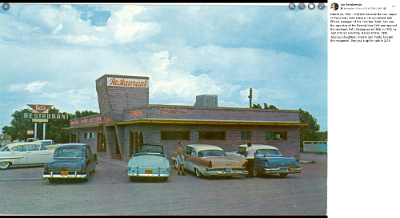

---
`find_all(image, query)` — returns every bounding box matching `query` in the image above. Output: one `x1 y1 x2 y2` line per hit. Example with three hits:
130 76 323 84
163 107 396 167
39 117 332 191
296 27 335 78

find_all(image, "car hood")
204 157 244 168
128 155 169 168
46 158 85 170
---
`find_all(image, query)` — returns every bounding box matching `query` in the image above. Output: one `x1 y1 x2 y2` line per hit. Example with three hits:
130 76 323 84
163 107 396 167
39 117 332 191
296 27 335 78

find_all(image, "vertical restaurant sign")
27 104 53 113
107 77 149 88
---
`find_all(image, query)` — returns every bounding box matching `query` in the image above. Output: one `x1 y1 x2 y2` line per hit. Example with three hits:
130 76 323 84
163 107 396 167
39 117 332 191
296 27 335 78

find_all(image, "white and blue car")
0 142 55 170
226 144 301 177
127 143 170 182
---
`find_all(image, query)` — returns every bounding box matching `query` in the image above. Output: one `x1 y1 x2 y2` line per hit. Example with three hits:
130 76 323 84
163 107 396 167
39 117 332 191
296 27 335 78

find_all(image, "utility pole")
248 88 252 108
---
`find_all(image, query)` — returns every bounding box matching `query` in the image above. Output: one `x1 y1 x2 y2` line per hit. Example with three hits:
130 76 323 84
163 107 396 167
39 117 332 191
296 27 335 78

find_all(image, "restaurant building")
68 74 307 162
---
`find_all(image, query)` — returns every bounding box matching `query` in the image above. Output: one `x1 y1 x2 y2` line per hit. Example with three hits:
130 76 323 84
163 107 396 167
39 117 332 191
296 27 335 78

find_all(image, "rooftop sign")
107 77 149 88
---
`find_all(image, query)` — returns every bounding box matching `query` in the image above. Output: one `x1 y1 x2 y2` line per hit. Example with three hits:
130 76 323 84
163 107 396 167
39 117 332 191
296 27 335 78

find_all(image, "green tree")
263 103 277 109
2 107 72 143
252 103 262 108
251 103 325 149
252 103 277 109
299 108 325 149
73 110 98 118
3 108 35 141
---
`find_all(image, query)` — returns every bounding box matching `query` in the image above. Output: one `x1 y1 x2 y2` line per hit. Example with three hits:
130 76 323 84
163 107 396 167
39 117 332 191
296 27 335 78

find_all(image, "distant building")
68 74 307 161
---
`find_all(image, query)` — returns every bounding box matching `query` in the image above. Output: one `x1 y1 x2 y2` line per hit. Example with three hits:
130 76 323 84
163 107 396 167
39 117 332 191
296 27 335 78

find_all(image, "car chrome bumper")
260 167 301 174
42 171 87 179
203 170 248 177
127 173 169 178
127 167 170 178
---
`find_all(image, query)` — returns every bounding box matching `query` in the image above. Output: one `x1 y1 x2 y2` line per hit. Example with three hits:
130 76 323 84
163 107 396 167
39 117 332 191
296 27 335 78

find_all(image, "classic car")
26 138 36 142
226 144 301 177
172 144 248 178
127 143 170 181
42 143 97 183
35 139 60 149
0 142 55 170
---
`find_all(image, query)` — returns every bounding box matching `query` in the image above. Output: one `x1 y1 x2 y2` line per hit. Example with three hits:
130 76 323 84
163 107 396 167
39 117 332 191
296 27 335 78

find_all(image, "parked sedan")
42 143 97 183
172 144 248 178
226 144 301 177
127 143 170 181
0 142 55 170
35 139 60 149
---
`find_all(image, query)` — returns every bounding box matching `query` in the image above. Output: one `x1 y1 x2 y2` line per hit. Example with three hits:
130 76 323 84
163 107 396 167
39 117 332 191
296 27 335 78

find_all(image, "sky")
0 3 327 131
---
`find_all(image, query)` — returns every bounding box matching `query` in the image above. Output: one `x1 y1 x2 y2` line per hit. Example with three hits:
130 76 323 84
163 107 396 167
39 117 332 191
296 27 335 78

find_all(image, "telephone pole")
248 88 252 108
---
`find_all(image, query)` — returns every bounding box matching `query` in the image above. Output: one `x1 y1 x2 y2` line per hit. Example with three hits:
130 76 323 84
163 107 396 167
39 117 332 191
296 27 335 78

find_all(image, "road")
0 153 327 216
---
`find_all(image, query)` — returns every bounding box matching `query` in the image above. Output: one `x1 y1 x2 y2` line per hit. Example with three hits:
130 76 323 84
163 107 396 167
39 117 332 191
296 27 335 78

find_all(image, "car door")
10 145 27 165
27 144 53 164
186 148 198 172
184 146 193 172
26 144 41 164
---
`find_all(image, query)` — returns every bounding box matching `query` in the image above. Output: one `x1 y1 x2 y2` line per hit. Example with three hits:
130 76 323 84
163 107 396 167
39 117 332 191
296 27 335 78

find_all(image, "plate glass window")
241 131 252 141
265 131 287 140
199 131 225 140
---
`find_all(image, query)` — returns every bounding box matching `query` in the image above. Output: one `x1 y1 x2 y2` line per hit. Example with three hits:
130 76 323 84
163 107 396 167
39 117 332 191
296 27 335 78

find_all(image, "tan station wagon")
172 144 248 178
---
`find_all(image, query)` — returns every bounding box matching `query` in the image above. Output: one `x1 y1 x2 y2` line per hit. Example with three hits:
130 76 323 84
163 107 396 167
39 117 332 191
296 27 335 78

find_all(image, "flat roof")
115 118 308 127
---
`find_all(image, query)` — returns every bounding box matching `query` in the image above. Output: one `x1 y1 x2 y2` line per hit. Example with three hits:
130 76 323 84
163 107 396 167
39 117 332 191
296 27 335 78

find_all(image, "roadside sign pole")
34 122 37 141
43 123 46 140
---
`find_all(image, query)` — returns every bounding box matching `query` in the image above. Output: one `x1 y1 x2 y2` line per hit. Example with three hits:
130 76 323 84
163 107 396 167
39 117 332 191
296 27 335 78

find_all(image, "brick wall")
96 74 149 122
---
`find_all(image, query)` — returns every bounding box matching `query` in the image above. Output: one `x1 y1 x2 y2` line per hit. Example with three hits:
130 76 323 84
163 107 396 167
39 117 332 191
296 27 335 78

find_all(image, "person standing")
245 142 256 178
177 141 186 176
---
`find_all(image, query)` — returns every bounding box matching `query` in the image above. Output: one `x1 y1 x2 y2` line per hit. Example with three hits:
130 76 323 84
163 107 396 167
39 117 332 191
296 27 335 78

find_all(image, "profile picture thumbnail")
331 3 339 10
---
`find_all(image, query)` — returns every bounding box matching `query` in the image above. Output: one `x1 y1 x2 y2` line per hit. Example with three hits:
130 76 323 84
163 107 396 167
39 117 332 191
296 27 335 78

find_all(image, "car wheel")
279 173 288 177
129 176 136 182
195 168 203 178
0 162 10 170
48 178 56 183
83 171 90 182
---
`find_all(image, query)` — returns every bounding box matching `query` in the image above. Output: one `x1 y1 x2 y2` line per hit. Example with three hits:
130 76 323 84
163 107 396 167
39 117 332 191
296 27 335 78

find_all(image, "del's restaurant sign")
23 104 69 122
23 113 70 120
107 77 149 88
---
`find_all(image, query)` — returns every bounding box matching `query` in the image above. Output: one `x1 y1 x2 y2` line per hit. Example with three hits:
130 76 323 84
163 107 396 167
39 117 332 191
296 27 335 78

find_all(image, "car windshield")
136 145 164 155
198 150 227 157
237 147 246 155
0 146 10 152
54 149 85 158
256 149 282 156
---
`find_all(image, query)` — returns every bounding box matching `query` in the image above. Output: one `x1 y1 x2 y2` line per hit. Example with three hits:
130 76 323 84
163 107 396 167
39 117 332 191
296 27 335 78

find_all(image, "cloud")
8 82 48 93
25 82 48 92
52 23 63 34
0 4 327 131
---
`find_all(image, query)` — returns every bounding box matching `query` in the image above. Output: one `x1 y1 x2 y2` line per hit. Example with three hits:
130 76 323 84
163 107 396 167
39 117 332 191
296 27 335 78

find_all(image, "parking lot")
0 153 327 216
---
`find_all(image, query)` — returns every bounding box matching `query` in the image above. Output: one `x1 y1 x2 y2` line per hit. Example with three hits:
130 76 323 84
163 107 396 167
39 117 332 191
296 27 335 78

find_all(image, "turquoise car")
127 144 170 182
226 144 301 177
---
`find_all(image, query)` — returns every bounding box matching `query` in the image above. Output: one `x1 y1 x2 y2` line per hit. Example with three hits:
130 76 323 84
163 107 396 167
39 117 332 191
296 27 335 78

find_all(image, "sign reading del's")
27 104 53 113
23 104 70 122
